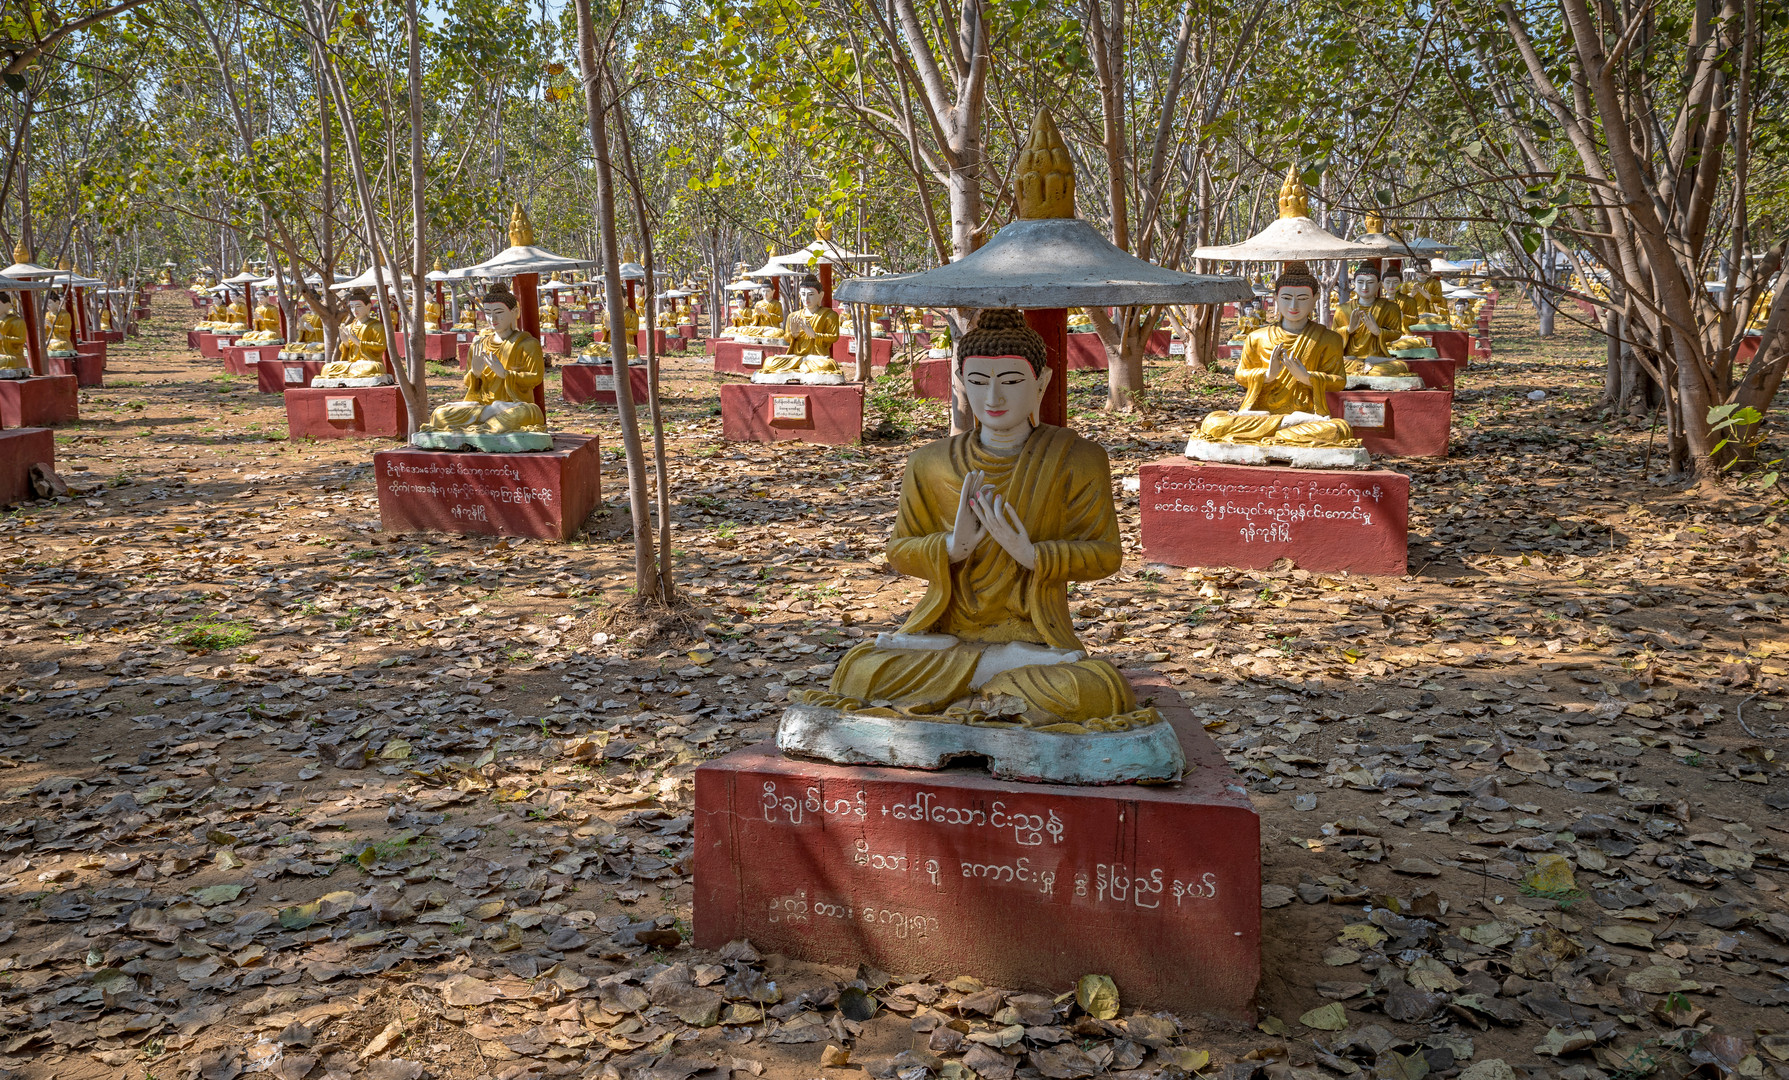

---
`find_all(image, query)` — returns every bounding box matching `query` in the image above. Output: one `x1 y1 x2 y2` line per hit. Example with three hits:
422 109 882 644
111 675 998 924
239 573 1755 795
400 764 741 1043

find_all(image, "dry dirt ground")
0 291 1784 1080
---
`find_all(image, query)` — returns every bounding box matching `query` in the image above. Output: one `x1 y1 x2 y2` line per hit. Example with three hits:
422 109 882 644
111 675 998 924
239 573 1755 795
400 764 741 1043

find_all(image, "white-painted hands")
948 469 1037 569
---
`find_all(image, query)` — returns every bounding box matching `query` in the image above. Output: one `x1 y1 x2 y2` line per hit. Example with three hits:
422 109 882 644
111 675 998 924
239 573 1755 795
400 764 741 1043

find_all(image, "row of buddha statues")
716 275 847 383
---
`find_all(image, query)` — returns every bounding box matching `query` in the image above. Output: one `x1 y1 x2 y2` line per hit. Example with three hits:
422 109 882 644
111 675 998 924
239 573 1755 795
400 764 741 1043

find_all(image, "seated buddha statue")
453 300 476 329
424 297 443 332
1749 289 1774 332
750 285 783 331
298 310 325 344
791 309 1160 736
655 301 678 330
1413 261 1449 323
418 285 548 446
318 288 390 381
253 294 281 335
45 297 75 355
1067 306 1093 331
158 267 173 286
757 275 843 379
225 294 250 330
1195 261 1358 448
540 298 563 331
0 293 27 376
1331 262 1412 375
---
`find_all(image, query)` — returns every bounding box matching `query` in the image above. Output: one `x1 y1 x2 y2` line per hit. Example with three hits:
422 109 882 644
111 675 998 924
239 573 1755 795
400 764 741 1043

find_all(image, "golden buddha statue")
46 297 75 355
298 310 325 344
318 288 390 382
253 294 281 334
0 292 28 375
756 274 843 380
750 284 783 329
418 285 549 448
792 309 1160 737
1067 306 1093 331
425 298 443 331
1331 262 1412 376
224 295 249 330
1749 289 1773 331
158 267 173 285
1195 261 1358 448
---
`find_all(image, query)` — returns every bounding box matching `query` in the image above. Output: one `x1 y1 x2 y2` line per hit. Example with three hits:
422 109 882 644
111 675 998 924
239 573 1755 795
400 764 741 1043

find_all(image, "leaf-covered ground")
0 292 1784 1080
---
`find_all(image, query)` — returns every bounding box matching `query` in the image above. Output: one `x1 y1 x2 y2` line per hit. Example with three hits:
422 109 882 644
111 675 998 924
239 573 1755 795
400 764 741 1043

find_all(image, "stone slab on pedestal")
0 376 78 428
1421 330 1471 365
258 358 325 394
713 340 788 375
832 335 893 369
1066 332 1109 370
1325 389 1453 458
285 385 409 440
912 357 951 401
562 363 650 406
0 428 53 506
425 332 457 361
1138 457 1409 575
374 433 601 541
694 673 1261 1021
720 382 862 445
541 330 570 356
1403 358 1459 391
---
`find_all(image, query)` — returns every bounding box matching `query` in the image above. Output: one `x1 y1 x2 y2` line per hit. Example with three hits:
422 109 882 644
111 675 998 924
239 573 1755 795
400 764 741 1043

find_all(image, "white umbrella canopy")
776 226 878 270
724 279 764 292
1194 170 1402 263
0 274 54 293
618 262 647 282
540 279 574 292
742 257 804 278
222 264 264 286
3 242 58 280
451 205 592 279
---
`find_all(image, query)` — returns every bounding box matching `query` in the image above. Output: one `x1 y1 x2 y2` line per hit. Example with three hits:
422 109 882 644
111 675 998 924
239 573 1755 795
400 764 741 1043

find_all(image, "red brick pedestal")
285 385 409 440
0 428 52 506
694 675 1260 1021
258 358 326 393
77 340 106 372
637 328 668 356
425 332 457 361
912 357 952 400
185 329 202 350
0 377 78 428
100 330 124 344
541 330 569 356
56 352 102 388
1066 332 1109 370
720 382 863 445
712 340 788 375
1139 458 1410 575
1421 330 1471 365
1325 389 1453 458
1403 358 1460 391
374 434 601 541
563 363 649 406
198 331 240 358
832 335 893 369
222 343 280 378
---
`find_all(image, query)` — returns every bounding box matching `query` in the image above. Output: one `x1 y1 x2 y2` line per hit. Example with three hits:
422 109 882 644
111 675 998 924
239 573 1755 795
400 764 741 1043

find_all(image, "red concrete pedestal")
198 332 240 359
425 333 457 361
60 352 102 388
541 330 570 356
912 356 952 400
677 322 696 339
0 428 53 506
185 329 202 350
1402 358 1459 391
1139 458 1410 576
712 340 788 375
1739 336 1760 363
563 363 649 406
637 328 668 356
77 340 105 372
1421 330 1471 365
720 382 863 445
258 358 325 393
1066 332 1109 371
1325 389 1453 458
0 377 78 428
693 673 1261 1021
100 330 124 344
457 340 472 368
374 434 601 541
832 335 893 369
285 385 409 440
222 343 280 378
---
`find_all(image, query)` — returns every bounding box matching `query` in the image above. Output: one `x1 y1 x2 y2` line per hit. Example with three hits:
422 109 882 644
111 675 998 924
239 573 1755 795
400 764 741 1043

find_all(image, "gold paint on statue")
1014 109 1075 219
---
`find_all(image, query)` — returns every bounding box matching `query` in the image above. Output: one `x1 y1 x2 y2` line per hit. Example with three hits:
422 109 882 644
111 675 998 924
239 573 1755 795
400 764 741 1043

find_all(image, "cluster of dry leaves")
0 294 1780 1080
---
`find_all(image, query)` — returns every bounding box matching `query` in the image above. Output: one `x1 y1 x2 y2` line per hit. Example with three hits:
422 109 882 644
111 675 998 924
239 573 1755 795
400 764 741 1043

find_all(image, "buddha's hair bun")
957 307 1046 375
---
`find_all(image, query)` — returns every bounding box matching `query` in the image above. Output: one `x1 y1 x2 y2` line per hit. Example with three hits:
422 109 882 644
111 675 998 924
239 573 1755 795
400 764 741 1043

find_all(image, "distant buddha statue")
417 284 549 448
158 266 173 285
1331 262 1412 376
750 284 783 329
318 288 390 382
540 295 563 331
298 310 325 344
0 292 30 376
224 292 250 330
1194 261 1357 448
45 295 75 356
792 309 1158 735
253 293 281 334
755 274 843 381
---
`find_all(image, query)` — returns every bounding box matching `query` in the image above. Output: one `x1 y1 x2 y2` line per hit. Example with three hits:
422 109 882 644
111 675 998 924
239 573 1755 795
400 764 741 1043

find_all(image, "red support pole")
1024 307 1069 429
819 263 833 309
515 272 541 340
18 291 44 376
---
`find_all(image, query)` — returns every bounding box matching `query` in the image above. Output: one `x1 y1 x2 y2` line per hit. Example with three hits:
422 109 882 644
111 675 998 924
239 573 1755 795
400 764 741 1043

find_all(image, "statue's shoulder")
908 432 966 472
1309 323 1344 349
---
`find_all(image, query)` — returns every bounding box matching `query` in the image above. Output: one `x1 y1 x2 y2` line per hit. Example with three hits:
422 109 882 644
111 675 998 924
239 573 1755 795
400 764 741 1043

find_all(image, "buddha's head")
1413 259 1432 283
483 284 520 333
1382 261 1404 293
758 285 773 304
1274 262 1320 332
1352 262 1381 303
799 275 822 312
957 308 1050 436
346 288 372 321
0 292 13 317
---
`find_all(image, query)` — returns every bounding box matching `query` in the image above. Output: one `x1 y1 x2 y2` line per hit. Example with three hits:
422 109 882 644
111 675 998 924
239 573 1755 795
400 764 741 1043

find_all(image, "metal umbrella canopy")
1192 170 1403 264
450 206 593 278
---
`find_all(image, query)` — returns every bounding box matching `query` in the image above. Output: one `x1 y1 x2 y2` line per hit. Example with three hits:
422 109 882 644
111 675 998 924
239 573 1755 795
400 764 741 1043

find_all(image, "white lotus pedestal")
374 434 601 541
285 386 408 441
719 382 863 445
1138 458 1410 575
1325 389 1453 458
562 362 649 406
693 671 1261 1021
0 427 53 505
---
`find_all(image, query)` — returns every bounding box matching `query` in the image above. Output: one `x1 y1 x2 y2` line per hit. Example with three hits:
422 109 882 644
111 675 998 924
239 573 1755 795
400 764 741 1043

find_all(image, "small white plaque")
284 365 305 384
1342 400 1387 428
770 395 809 421
1168 341 1187 356
594 373 617 391
927 348 952 359
458 332 472 343
325 397 357 421
244 350 262 364
742 348 764 367
847 339 858 355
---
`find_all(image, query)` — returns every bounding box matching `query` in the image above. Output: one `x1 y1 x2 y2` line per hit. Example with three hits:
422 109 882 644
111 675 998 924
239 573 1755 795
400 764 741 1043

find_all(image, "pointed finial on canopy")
1015 109 1075 219
57 256 71 271
241 261 252 275
508 204 534 247
815 220 832 242
12 242 27 263
1364 209 1386 234
433 256 445 272
1278 165 1311 219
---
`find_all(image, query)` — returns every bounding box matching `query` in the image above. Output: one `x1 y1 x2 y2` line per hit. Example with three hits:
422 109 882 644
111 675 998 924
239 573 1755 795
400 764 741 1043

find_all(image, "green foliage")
168 617 254 654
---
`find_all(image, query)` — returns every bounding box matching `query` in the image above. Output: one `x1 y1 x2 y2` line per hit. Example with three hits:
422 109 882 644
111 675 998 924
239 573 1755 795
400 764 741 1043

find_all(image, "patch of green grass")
169 617 254 654
1517 880 1586 908
427 362 458 378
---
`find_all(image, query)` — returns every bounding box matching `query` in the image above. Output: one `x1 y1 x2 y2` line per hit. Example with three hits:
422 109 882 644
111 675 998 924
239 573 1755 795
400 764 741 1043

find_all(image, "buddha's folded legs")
828 641 1137 727
1197 411 1285 444
978 659 1137 727
1268 416 1357 447
320 360 386 379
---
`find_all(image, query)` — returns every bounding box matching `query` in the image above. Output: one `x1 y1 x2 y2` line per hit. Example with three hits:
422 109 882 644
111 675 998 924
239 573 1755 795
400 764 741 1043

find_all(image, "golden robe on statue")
1332 297 1412 375
320 316 388 380
802 425 1156 732
759 307 842 375
1197 323 1356 446
421 330 547 434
